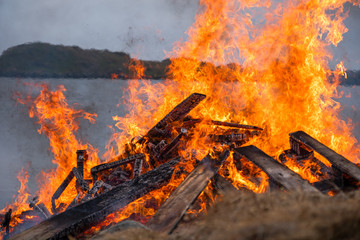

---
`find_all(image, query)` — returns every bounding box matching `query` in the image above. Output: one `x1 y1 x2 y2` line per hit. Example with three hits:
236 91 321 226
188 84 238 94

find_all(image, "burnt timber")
90 153 145 180
140 93 206 142
290 131 360 182
10 157 181 240
234 146 319 192
146 150 229 234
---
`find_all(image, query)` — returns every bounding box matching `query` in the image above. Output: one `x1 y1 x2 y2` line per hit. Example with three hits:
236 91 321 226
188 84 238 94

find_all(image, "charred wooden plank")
82 180 104 202
208 131 260 144
133 159 143 178
140 93 206 142
211 174 239 195
10 157 181 240
290 131 360 182
183 118 263 131
157 128 188 161
72 167 89 192
146 150 229 234
91 153 145 180
2 208 11 236
234 146 319 192
29 197 51 219
76 150 87 178
51 171 75 213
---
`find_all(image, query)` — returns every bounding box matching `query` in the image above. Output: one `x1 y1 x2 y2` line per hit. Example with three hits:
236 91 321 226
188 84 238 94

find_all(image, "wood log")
146 150 229 234
211 174 239 195
72 167 89 192
182 118 263 131
290 131 360 182
51 171 75 213
76 150 87 178
91 153 145 180
157 128 188 161
133 159 143 178
10 157 181 240
233 146 319 193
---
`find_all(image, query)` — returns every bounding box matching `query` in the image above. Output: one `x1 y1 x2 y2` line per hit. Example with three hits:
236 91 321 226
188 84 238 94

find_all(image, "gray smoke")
0 0 199 60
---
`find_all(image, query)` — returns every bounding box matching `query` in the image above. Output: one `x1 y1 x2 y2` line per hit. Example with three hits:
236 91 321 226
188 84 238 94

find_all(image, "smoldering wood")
157 128 188 161
10 157 181 240
234 146 319 193
29 197 51 219
279 149 333 180
51 171 75 213
133 159 143 178
182 118 263 131
72 167 89 192
211 174 239 195
76 150 88 178
290 131 360 182
146 150 229 234
312 179 340 194
139 93 206 143
208 131 259 144
82 180 104 202
91 153 145 180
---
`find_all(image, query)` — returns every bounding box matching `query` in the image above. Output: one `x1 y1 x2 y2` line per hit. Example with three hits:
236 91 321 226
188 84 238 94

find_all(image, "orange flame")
2 0 360 236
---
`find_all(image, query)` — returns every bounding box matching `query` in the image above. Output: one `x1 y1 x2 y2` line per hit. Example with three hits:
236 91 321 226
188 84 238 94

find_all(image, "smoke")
0 0 199 60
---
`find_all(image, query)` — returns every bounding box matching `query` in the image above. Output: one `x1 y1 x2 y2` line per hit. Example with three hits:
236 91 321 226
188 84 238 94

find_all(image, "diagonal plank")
140 93 206 142
146 150 230 234
234 146 319 193
290 130 360 182
10 157 181 240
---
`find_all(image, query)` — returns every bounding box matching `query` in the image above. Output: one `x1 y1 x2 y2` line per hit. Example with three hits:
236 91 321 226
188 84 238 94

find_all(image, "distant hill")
0 42 359 85
0 42 170 79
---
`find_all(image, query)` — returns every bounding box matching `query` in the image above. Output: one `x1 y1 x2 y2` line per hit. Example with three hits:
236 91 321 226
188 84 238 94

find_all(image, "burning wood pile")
3 93 360 240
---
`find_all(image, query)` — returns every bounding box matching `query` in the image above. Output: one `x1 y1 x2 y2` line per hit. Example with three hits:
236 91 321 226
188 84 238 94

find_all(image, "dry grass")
94 190 360 240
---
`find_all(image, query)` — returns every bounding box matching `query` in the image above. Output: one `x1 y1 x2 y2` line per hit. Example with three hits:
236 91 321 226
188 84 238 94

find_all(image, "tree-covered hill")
0 42 170 79
0 42 359 85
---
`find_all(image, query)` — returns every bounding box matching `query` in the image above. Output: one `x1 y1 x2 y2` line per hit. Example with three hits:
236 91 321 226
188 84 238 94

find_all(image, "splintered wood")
9 92 360 240
147 150 230 234
10 158 181 240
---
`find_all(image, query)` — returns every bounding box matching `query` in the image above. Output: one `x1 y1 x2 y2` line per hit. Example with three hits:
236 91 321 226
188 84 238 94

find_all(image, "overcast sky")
0 0 359 69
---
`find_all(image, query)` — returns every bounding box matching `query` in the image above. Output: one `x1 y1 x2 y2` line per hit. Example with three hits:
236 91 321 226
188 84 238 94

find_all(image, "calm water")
0 77 359 208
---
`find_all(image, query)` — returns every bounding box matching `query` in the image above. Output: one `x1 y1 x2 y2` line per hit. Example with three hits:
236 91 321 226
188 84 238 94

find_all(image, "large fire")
2 0 360 238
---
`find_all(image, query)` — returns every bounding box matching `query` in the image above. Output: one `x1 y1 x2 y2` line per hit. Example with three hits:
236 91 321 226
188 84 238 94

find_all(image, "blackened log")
139 93 206 143
51 171 75 213
146 150 229 234
234 146 319 193
82 180 104 202
133 159 143 178
211 174 239 195
208 131 259 144
290 131 360 182
2 208 11 236
312 179 340 194
183 118 263 131
91 153 145 180
10 157 181 240
76 150 87 178
157 128 188 161
72 167 89 192
29 197 51 219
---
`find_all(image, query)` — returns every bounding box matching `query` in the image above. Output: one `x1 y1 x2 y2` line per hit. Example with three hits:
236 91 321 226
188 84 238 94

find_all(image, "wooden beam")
139 93 206 143
10 157 181 240
146 150 229 234
290 131 360 182
233 146 319 192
